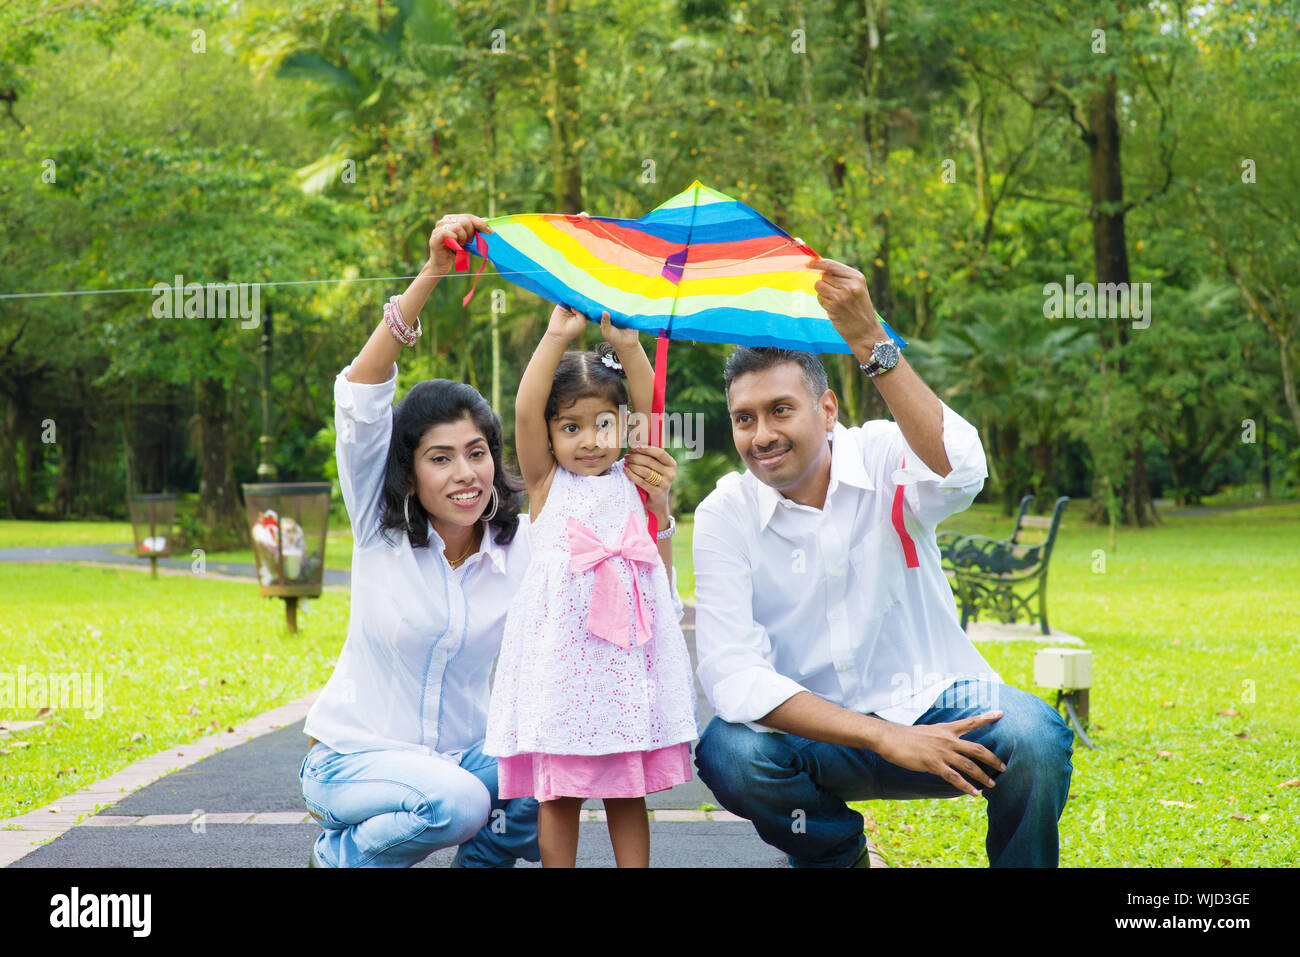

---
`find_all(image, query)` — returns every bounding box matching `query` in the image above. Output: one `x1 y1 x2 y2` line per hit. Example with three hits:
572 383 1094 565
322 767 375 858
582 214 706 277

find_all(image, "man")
691 258 1074 867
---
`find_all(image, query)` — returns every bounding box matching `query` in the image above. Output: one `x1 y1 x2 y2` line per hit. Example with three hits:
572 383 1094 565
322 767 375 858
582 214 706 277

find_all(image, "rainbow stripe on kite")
460 180 905 354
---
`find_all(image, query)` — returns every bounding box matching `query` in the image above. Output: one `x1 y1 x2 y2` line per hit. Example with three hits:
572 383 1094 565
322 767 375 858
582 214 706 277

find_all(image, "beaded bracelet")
382 300 408 345
385 297 420 345
383 296 422 346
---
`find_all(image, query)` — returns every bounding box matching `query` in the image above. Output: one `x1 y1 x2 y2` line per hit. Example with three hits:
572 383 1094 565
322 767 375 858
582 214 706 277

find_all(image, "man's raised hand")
808 257 879 344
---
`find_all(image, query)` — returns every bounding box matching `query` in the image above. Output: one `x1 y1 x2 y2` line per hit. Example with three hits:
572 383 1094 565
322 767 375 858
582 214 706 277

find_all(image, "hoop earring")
482 485 500 522
403 493 412 529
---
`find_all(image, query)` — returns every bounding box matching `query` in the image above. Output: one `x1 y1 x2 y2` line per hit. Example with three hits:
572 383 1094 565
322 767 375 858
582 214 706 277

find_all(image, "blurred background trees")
2 0 1296 541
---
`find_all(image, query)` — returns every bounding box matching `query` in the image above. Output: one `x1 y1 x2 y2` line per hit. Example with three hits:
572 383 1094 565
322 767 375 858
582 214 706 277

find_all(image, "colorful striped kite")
444 180 907 354
442 180 907 538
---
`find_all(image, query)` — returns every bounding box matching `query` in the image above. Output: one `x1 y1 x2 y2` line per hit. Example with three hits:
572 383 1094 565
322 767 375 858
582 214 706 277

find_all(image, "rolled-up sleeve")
335 361 398 548
692 499 808 728
862 401 987 529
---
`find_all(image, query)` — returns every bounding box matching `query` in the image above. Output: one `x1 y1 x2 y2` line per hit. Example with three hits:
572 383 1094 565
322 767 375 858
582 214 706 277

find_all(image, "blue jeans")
300 739 540 867
695 680 1074 868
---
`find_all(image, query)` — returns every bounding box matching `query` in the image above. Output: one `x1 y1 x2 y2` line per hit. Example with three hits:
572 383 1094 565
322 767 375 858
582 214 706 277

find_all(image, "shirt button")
829 609 843 620
837 663 849 672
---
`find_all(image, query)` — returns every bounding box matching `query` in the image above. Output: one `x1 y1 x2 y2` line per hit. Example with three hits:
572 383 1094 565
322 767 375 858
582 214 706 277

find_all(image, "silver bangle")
655 514 676 541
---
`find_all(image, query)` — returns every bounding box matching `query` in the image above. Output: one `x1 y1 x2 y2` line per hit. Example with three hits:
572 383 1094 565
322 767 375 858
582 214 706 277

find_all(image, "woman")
299 213 681 867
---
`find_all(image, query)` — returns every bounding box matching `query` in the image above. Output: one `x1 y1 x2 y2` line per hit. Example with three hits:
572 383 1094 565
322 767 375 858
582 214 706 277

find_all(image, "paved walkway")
0 543 350 586
3 688 798 867
0 544 893 868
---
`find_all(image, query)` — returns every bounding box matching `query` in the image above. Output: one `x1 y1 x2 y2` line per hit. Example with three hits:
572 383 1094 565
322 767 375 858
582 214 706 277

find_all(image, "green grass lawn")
0 564 349 821
848 501 1300 867
2 504 1297 866
671 514 695 601
0 520 134 548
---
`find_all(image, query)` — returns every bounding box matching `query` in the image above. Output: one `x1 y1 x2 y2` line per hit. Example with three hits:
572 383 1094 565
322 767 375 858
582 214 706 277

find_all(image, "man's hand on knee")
873 712 1007 797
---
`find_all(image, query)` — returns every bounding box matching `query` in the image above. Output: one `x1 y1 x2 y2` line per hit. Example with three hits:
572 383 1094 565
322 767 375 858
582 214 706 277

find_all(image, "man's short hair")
723 346 829 407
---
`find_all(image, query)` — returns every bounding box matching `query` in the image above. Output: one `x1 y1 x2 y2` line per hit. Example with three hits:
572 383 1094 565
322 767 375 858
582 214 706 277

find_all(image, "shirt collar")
427 519 507 574
748 421 875 530
476 520 508 574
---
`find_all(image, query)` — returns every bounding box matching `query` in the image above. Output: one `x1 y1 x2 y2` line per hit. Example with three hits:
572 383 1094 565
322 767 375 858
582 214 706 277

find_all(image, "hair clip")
601 353 623 371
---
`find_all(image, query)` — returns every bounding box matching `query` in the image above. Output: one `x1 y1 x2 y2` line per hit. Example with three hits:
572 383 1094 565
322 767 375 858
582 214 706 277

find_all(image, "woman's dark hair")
378 379 525 549
544 341 630 423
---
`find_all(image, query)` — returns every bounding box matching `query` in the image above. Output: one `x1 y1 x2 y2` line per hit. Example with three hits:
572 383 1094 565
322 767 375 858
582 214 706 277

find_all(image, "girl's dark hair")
545 341 630 422
378 379 524 549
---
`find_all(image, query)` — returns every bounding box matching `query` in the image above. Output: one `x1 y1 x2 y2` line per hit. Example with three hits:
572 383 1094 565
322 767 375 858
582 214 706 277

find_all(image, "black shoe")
850 839 887 868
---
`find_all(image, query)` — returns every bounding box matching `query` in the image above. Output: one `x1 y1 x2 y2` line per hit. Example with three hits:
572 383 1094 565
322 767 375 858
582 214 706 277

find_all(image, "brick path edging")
0 691 320 867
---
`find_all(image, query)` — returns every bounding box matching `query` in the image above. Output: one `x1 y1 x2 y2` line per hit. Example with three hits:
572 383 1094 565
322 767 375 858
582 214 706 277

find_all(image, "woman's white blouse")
303 361 533 760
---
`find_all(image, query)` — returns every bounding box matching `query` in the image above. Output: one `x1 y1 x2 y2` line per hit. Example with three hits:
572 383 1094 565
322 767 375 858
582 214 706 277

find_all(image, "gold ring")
646 469 664 488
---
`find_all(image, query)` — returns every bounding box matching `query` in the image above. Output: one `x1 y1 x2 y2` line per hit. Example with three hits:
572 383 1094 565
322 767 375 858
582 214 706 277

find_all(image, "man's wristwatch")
859 337 901 378
655 514 676 541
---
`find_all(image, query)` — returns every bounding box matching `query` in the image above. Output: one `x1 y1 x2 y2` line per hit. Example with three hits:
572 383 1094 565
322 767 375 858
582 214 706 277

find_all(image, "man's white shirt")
692 401 1002 732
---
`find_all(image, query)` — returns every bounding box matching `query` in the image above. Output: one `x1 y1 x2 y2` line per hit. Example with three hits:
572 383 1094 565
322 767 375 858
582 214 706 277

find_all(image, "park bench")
938 495 1069 635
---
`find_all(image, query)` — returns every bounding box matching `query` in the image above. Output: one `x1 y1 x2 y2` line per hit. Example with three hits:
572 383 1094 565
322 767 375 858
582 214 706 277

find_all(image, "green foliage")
669 449 741 515
0 0 1296 525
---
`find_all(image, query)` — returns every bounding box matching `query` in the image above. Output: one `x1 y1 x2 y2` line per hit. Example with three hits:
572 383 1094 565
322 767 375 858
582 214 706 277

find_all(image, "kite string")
0 262 647 301
551 213 808 271
2 228 817 302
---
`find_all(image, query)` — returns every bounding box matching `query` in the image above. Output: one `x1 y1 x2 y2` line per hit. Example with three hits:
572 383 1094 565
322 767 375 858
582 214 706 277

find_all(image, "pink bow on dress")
567 514 660 649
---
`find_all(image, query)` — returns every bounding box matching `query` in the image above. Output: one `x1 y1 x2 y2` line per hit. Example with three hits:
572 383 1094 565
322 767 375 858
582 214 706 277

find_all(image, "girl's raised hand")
599 312 639 352
546 303 589 342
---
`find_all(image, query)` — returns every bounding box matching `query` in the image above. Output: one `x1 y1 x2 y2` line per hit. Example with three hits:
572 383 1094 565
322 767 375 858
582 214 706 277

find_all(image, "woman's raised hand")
546 303 589 342
428 213 492 276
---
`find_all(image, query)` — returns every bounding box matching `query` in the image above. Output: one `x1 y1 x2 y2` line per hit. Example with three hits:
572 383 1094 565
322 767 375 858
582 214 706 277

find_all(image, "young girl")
484 304 699 867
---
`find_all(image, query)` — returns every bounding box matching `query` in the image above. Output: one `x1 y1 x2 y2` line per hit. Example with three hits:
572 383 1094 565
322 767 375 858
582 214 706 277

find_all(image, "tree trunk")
1261 415 1271 497
0 392 32 517
194 377 248 547
836 354 862 425
486 79 501 416
828 153 865 426
546 0 584 214
1276 334 1300 442
857 0 892 426
966 84 996 252
1083 74 1156 526
999 423 1021 515
1033 437 1054 500
52 396 84 516
121 399 136 499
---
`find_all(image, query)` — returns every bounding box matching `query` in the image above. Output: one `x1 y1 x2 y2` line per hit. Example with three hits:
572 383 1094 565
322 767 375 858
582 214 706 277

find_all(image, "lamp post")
257 301 277 481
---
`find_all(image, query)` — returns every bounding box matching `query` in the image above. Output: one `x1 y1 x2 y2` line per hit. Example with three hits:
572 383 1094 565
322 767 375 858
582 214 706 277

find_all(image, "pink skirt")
497 742 693 802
